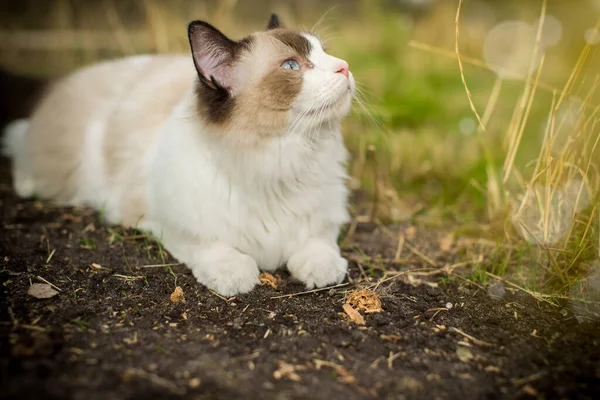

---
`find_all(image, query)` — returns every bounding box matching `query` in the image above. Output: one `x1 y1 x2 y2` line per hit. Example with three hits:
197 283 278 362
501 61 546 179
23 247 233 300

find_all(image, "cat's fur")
1 14 355 296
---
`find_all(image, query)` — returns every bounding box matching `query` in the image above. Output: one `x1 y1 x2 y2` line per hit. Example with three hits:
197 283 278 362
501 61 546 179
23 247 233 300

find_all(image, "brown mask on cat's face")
188 14 354 146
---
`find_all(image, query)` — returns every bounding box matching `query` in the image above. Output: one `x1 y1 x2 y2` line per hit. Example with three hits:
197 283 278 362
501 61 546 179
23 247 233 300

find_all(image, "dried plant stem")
455 0 486 132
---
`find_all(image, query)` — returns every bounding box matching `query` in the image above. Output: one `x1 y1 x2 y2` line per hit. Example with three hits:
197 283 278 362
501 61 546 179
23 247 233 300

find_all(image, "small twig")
113 274 145 281
122 368 185 395
370 268 435 290
18 324 47 332
512 371 546 386
426 307 448 321
45 249 56 264
450 327 494 347
36 275 62 292
387 351 402 370
270 283 349 299
394 233 405 262
141 263 182 268
485 271 559 306
404 241 438 268
208 289 233 302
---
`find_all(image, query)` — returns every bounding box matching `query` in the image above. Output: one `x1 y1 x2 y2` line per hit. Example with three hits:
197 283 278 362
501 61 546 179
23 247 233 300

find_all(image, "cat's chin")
302 90 353 120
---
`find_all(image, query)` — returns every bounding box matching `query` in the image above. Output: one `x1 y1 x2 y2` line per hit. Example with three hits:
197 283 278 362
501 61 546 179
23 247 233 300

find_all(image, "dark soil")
1 156 599 400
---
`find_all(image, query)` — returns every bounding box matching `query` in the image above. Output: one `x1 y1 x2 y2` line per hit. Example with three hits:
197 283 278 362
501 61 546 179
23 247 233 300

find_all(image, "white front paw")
191 245 260 297
287 240 348 289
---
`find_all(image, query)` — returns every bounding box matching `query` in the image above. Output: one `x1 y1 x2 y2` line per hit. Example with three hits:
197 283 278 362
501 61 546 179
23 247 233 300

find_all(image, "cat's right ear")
188 20 238 92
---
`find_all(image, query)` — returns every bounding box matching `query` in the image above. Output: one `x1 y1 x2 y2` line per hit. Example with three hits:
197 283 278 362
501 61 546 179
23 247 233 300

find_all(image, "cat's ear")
188 20 239 92
266 13 282 30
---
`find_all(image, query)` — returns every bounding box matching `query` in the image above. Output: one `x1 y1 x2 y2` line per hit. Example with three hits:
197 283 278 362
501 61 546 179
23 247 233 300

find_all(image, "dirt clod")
170 286 185 303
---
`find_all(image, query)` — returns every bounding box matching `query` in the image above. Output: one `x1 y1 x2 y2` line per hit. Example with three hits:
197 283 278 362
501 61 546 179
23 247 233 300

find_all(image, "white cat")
2 14 355 296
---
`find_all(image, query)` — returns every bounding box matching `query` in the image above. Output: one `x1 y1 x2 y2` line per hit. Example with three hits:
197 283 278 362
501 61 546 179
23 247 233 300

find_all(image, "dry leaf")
314 359 357 385
273 361 305 382
170 286 185 303
456 346 474 363
439 234 454 252
28 283 58 299
259 272 280 289
345 289 383 313
404 226 417 240
342 303 365 325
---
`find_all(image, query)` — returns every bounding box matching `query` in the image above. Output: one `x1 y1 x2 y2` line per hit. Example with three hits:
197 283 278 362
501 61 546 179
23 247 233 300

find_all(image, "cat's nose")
334 61 349 78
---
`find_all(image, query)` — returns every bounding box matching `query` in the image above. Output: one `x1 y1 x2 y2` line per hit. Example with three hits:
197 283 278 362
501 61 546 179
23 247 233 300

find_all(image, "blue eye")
281 59 301 71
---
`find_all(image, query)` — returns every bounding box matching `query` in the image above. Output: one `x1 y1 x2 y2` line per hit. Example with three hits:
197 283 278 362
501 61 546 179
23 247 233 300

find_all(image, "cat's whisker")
311 6 339 34
352 94 384 131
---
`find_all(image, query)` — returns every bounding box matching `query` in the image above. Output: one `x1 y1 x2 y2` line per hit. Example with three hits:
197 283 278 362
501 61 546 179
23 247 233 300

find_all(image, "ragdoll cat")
1 14 354 296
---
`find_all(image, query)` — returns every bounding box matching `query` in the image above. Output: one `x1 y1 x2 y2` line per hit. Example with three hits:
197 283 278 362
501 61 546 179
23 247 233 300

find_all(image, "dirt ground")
1 155 599 400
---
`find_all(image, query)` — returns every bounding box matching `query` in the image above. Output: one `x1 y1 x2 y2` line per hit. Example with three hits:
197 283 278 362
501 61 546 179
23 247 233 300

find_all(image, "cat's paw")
287 240 348 289
191 244 260 297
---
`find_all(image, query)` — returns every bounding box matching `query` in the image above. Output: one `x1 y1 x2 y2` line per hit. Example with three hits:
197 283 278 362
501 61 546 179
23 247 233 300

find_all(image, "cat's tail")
0 67 47 198
1 119 35 197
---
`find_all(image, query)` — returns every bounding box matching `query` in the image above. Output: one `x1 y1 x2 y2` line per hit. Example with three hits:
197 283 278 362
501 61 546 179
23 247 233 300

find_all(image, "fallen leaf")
259 272 280 289
439 234 454 252
314 359 357 384
404 226 417 240
273 361 305 382
28 283 58 299
345 289 383 313
456 346 474 363
170 286 185 303
342 303 365 325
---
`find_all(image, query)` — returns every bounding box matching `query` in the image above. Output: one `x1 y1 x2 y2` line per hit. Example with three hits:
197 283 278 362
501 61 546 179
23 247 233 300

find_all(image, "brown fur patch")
257 68 303 111
265 29 312 59
193 36 253 125
196 29 313 142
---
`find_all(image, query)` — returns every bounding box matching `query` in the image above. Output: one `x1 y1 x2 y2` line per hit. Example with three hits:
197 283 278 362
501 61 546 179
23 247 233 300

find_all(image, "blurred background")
1 0 599 296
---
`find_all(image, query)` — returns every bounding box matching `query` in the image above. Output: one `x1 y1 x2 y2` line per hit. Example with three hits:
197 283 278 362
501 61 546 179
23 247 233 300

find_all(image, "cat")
1 13 355 296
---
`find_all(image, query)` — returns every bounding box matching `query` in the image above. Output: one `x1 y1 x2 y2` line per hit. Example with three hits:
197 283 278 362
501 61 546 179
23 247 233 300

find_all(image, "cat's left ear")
188 20 240 92
266 13 282 30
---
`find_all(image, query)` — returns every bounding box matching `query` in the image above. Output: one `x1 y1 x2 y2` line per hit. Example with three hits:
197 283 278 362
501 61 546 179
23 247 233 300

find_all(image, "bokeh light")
511 182 580 246
569 261 600 322
533 15 563 48
458 117 476 136
483 20 543 80
584 27 600 45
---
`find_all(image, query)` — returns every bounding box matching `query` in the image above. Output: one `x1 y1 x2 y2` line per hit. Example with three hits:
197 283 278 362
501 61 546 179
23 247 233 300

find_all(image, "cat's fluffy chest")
145 100 350 270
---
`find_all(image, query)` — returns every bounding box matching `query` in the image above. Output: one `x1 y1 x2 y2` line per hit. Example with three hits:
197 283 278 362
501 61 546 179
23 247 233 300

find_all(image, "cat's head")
188 14 354 145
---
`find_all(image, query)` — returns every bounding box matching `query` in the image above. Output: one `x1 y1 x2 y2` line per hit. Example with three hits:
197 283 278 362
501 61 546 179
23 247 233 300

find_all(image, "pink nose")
335 61 349 78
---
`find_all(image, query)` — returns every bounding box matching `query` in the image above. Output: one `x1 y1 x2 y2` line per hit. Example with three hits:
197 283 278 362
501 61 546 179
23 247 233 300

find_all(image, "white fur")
142 86 351 296
4 38 354 297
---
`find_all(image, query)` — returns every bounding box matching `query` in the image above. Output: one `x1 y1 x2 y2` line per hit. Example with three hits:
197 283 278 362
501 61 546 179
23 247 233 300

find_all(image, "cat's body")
2 15 354 296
